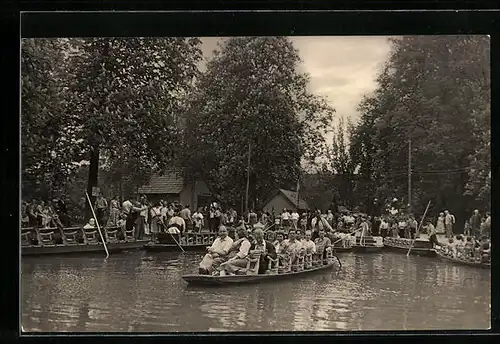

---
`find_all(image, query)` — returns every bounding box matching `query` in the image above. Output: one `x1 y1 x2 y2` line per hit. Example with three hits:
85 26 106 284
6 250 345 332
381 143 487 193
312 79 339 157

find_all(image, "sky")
199 36 394 137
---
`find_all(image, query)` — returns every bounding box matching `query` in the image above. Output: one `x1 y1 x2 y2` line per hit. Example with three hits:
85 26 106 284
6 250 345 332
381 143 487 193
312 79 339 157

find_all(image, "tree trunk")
85 145 100 219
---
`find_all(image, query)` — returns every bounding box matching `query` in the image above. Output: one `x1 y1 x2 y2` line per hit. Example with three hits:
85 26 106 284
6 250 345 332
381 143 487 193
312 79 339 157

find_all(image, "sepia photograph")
20 35 491 332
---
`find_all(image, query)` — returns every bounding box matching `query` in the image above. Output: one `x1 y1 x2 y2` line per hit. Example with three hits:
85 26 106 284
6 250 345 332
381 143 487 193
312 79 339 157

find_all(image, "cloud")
199 36 393 137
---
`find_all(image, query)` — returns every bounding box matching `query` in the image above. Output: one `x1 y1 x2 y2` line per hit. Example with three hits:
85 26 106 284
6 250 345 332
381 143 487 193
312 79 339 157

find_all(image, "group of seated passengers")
438 235 491 263
198 225 335 276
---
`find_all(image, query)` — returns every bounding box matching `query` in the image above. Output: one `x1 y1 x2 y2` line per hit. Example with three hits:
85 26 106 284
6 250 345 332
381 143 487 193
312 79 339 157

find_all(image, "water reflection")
22 251 490 332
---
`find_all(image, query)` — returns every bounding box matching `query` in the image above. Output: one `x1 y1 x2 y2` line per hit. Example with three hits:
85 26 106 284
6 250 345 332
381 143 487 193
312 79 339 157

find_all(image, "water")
21 251 491 332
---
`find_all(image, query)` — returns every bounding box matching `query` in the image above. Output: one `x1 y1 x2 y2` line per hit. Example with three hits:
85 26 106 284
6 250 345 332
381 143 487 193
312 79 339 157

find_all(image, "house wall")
145 193 180 205
263 194 296 214
180 180 213 210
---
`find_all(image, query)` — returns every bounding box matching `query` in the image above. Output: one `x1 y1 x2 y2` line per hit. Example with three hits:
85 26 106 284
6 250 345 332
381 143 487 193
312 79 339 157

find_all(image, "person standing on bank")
94 192 108 226
470 209 481 238
122 197 148 237
444 210 455 238
435 212 446 236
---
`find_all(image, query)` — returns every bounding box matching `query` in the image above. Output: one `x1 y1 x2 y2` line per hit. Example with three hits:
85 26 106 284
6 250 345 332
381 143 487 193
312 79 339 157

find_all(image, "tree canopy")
350 36 490 219
183 37 335 208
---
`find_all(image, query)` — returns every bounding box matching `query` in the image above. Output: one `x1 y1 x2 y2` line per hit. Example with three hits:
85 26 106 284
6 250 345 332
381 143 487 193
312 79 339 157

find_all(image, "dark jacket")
250 240 277 274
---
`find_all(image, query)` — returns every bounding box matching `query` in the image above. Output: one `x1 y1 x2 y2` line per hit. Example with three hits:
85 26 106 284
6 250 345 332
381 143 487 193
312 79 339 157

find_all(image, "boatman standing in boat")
217 226 252 276
166 210 186 244
199 225 234 275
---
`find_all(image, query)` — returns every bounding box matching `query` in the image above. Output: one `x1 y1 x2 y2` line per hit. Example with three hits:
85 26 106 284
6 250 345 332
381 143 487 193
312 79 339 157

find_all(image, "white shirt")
380 221 389 229
291 212 300 220
209 236 234 256
445 214 455 225
281 212 290 220
232 238 251 259
122 200 133 215
398 221 407 229
193 212 204 226
160 206 168 217
168 216 186 231
301 239 316 254
344 215 355 224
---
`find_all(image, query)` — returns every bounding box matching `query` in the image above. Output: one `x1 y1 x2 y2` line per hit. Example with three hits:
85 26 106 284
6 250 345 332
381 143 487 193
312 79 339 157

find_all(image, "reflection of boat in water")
183 251 341 286
383 237 436 257
144 231 218 252
21 226 148 256
352 236 384 253
435 249 490 269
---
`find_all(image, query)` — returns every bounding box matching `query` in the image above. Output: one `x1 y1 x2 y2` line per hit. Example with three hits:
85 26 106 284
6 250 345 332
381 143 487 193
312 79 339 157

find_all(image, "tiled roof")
138 169 185 194
279 189 309 210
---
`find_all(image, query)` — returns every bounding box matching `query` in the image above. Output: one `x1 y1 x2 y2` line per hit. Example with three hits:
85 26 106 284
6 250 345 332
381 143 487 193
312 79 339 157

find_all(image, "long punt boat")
144 231 219 252
383 237 436 256
352 236 384 253
435 248 491 269
182 250 341 286
21 225 147 256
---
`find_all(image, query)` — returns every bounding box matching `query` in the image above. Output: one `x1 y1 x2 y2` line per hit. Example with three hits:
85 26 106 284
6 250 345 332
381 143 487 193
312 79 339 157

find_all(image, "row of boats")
21 226 490 270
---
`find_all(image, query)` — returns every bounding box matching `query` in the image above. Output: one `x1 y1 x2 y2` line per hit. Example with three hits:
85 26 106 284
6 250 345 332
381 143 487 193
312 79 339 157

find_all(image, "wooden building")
137 169 213 210
262 188 309 213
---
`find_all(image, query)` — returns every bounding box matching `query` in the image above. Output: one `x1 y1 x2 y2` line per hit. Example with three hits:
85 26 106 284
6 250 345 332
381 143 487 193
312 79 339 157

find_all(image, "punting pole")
85 192 109 259
406 200 431 257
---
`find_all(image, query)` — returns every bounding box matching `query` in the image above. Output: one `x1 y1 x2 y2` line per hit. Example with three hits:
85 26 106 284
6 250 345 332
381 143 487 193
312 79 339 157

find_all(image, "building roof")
277 188 309 210
138 169 184 194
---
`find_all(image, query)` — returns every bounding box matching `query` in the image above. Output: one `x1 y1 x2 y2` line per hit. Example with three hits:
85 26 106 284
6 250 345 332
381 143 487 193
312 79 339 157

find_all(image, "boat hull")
144 243 208 252
182 261 339 286
383 244 436 257
21 240 149 256
352 245 384 253
435 250 490 269
332 246 354 253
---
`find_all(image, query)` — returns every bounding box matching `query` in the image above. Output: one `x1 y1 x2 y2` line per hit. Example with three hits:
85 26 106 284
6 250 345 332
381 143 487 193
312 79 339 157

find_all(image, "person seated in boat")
249 228 277 274
283 230 304 266
481 242 491 264
464 236 475 260
443 238 456 257
272 231 287 254
198 225 234 275
217 227 252 276
83 218 96 229
302 231 316 255
314 230 332 254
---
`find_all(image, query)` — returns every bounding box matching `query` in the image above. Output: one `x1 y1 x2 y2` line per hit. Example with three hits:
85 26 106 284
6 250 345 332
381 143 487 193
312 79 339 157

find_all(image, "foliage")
184 37 335 206
351 36 490 220
21 38 85 200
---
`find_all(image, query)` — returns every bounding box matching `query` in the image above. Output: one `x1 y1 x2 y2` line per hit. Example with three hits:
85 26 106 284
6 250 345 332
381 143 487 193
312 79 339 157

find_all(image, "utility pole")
296 141 300 210
245 142 251 214
408 138 412 214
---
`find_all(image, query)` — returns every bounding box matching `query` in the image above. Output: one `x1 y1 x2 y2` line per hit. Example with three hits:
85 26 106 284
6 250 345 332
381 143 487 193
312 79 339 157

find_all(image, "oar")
86 192 109 259
407 200 431 257
161 221 185 253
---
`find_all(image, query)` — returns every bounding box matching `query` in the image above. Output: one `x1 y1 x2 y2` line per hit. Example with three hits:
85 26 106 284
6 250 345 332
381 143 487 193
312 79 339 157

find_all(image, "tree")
321 116 357 208
184 37 335 207
66 37 202 214
21 38 86 200
351 36 490 224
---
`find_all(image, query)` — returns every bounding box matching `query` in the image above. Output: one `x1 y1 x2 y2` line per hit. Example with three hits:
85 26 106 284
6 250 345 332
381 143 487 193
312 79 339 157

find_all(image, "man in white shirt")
122 198 147 233
192 208 204 233
217 226 251 275
326 210 334 226
167 212 186 234
302 230 317 254
281 209 291 228
444 210 455 238
199 225 234 275
290 210 300 229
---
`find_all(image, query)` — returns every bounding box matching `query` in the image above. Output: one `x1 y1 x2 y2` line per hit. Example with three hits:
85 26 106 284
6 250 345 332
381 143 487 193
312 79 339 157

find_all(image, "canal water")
21 251 491 332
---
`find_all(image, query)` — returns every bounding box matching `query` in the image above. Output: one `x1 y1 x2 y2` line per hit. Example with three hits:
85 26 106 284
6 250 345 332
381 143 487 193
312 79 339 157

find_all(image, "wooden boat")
435 249 490 269
383 237 436 256
352 236 384 253
183 250 341 286
21 225 147 256
144 231 218 252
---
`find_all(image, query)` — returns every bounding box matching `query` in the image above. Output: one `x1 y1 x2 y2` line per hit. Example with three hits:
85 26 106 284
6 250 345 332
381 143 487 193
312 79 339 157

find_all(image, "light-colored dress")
436 216 445 234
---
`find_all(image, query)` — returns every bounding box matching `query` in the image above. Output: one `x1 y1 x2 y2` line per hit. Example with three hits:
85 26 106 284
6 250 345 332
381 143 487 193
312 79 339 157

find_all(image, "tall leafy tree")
21 38 85 200
184 37 334 207
67 37 202 212
351 36 490 222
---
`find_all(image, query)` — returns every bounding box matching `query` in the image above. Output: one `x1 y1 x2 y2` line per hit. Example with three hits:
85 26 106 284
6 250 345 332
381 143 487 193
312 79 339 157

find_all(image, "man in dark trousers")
470 209 482 239
249 228 277 274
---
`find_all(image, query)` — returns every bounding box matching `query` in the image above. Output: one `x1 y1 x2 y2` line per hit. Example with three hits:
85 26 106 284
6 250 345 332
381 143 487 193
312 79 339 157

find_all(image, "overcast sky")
199 36 394 133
